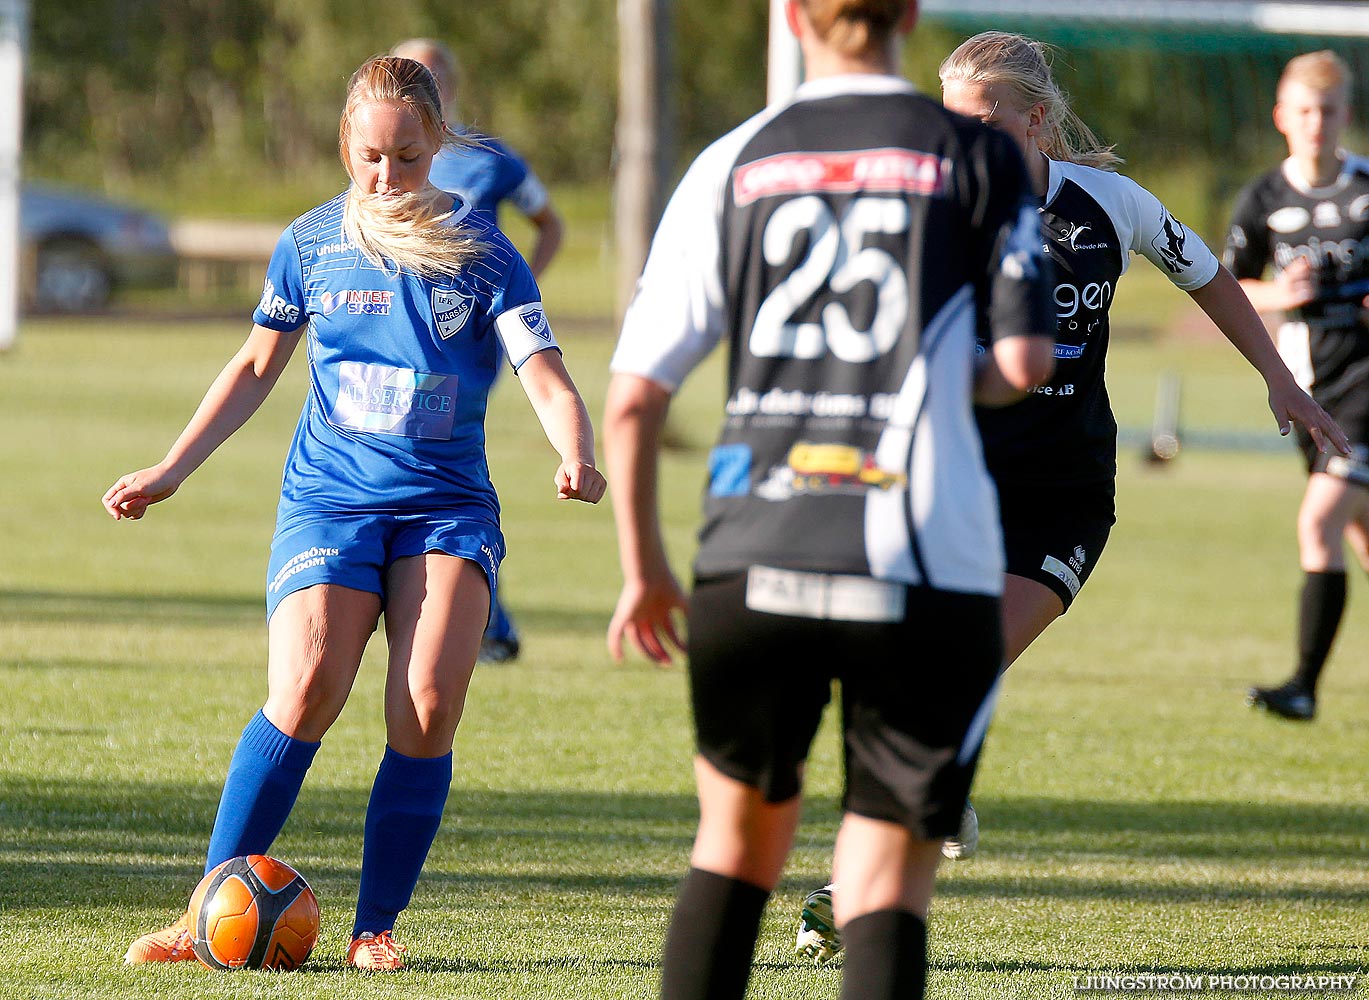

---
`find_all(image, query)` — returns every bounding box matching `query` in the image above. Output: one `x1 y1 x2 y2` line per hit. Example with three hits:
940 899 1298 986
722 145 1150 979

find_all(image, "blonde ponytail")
342 186 480 280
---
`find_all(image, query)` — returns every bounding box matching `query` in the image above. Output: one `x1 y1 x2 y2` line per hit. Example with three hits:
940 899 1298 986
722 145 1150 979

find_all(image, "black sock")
1294 570 1347 694
660 868 769 1000
839 909 928 1000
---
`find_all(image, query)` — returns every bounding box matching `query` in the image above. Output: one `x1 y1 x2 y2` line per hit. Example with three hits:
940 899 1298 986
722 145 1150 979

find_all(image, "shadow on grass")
0 589 612 641
295 955 661 976
0 588 263 627
2 778 1367 913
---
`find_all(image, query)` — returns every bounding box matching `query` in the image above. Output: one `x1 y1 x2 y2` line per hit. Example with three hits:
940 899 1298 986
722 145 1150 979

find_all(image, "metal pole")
0 0 26 351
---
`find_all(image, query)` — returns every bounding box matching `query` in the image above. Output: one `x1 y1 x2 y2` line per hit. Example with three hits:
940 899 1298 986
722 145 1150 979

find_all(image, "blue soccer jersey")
252 191 559 524
427 136 550 227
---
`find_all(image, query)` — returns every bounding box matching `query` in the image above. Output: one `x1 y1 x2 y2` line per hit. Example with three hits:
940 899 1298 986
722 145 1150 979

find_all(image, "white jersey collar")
792 74 917 103
1281 154 1357 198
1044 156 1065 203
440 192 473 226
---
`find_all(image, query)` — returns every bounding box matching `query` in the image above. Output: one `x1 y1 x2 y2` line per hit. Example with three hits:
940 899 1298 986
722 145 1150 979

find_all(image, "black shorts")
1301 434 1369 487
997 478 1116 611
686 570 1003 839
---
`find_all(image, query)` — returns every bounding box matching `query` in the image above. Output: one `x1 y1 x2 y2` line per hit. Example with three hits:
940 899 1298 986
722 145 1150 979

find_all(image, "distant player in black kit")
788 29 1349 968
1226 50 1369 721
603 2 1056 998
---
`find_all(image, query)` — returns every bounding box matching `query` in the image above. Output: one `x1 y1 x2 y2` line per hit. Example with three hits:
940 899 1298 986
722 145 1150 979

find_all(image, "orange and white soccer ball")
187 854 320 971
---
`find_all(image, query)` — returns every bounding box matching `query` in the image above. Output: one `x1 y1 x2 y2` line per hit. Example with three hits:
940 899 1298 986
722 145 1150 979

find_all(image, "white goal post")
0 0 25 351
767 0 802 106
765 0 1369 111
919 0 1369 37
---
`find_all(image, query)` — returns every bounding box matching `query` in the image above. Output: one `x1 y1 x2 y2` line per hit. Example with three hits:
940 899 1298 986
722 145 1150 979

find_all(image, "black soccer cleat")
1246 680 1316 721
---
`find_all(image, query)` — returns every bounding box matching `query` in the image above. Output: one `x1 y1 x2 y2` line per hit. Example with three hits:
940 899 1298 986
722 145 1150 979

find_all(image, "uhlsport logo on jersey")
433 289 475 340
519 306 552 342
258 278 302 326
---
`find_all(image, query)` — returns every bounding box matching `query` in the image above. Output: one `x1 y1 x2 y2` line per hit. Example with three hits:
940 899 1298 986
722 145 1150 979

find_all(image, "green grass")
1 320 1366 999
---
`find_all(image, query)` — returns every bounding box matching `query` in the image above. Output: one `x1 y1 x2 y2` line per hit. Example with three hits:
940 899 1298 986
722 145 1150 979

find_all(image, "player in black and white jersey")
940 31 1345 676
1225 51 1369 721
603 2 1055 997
783 30 1349 969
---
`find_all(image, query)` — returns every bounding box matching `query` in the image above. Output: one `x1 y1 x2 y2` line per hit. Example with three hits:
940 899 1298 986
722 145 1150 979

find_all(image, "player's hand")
607 573 688 665
1268 383 1351 456
555 461 607 503
1276 258 1318 309
101 465 181 520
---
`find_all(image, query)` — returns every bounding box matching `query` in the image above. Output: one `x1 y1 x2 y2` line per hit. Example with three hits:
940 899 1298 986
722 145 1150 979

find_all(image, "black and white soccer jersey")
1225 156 1369 451
612 74 1053 596
978 159 1220 489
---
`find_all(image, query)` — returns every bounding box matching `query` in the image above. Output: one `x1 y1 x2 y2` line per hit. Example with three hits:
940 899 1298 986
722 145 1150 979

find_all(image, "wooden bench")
169 219 282 299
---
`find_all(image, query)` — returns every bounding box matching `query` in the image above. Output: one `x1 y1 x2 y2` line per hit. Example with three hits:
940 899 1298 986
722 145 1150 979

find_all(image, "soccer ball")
187 855 320 971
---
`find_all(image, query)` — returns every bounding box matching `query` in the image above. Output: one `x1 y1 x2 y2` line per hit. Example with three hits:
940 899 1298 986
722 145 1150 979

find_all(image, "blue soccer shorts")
264 509 504 621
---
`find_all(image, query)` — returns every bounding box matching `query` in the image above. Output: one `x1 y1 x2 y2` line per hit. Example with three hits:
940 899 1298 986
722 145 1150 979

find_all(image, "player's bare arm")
1236 256 1318 314
526 203 565 279
973 332 1056 407
603 373 687 664
516 349 606 503
1188 268 1350 455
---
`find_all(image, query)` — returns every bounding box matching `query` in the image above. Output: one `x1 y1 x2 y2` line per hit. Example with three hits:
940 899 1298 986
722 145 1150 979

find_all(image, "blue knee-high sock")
204 710 320 874
353 746 453 936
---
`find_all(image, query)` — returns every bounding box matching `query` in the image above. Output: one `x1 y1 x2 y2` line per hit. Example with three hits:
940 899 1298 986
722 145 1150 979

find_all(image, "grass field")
1 318 1366 1000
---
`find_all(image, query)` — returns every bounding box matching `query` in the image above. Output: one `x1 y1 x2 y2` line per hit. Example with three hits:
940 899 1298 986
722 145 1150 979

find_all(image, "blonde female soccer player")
791 28 1350 966
940 30 1345 678
106 54 604 971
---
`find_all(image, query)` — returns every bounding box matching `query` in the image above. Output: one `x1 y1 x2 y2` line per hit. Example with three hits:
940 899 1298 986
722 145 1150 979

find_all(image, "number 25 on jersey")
751 195 910 363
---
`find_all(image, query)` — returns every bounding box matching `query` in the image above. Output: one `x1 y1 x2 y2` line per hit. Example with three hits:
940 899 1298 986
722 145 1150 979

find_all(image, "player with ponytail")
108 54 604 972
939 31 1344 671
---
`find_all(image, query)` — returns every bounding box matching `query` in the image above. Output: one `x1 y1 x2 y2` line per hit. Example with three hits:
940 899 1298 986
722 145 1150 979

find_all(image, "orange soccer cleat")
347 930 407 971
124 910 196 964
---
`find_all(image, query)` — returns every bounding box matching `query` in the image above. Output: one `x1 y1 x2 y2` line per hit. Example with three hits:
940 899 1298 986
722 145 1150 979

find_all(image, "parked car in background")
20 183 178 313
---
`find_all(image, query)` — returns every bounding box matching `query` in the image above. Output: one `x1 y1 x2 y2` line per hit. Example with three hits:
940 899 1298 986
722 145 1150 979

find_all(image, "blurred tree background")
22 1 1369 243
24 0 768 218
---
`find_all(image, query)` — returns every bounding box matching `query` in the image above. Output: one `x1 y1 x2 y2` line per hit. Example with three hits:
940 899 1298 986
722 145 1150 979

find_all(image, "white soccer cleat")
794 885 842 965
941 801 978 860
